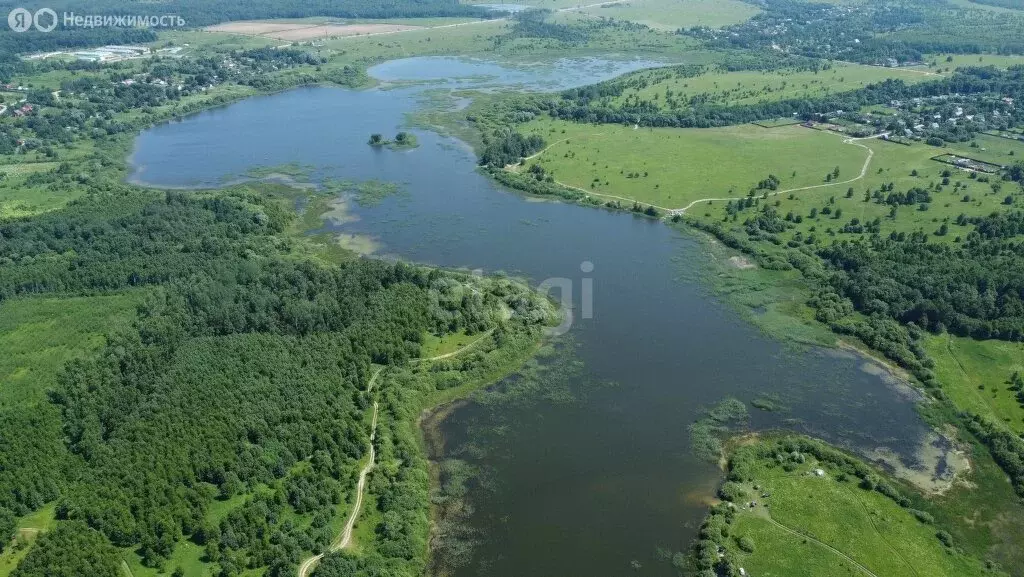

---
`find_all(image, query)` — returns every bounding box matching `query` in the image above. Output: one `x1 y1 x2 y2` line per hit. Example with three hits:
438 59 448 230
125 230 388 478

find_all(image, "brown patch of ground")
206 21 423 40
727 255 756 270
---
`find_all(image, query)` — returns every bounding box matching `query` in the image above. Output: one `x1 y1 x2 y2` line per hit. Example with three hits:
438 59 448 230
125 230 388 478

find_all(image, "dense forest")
816 224 1024 340
0 184 551 575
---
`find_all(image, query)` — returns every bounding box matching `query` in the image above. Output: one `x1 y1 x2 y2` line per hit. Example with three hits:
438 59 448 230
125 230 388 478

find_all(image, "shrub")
910 509 934 524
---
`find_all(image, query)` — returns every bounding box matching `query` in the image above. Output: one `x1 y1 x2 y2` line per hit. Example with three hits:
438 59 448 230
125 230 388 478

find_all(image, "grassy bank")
693 435 1001 577
519 118 867 209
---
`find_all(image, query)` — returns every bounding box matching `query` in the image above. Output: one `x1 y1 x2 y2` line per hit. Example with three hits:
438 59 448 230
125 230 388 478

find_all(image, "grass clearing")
576 0 760 31
922 52 1024 70
0 162 58 177
0 293 142 409
958 133 1024 166
520 118 866 208
0 504 57 577
715 438 998 577
926 334 1024 434
420 330 477 359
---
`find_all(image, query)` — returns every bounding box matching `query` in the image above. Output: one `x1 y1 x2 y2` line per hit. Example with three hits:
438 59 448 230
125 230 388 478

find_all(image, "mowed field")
519 118 868 209
722 443 996 577
206 20 428 41
0 293 141 409
576 0 761 31
610 63 939 109
926 334 1024 434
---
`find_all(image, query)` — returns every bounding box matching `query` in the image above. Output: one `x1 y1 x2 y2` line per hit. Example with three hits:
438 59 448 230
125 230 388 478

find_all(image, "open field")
716 438 999 577
575 0 760 31
606 63 938 110
927 335 1024 433
944 0 1024 14
0 505 57 577
0 162 58 177
420 330 476 359
0 294 141 408
207 21 427 41
957 133 1024 166
921 53 1024 71
689 133 1024 242
152 29 284 51
519 118 867 209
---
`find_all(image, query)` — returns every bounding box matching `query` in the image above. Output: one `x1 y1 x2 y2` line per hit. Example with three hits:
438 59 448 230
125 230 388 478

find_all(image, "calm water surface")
130 56 936 577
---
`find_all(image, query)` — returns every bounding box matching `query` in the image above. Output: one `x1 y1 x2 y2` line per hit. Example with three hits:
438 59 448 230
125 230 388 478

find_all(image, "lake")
129 56 944 577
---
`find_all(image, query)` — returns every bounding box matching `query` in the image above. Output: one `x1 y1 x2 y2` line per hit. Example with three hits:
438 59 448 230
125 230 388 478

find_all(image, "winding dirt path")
297 368 382 577
297 315 511 576
519 130 886 216
411 306 510 364
755 511 881 577
674 132 885 215
410 329 494 364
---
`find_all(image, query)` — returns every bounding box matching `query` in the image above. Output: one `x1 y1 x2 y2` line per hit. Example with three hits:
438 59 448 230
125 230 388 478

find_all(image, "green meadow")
715 438 999 577
420 330 476 359
0 296 140 576
576 0 760 31
691 132 1023 244
607 63 937 109
0 294 141 409
926 335 1024 434
519 118 866 209
923 52 1024 70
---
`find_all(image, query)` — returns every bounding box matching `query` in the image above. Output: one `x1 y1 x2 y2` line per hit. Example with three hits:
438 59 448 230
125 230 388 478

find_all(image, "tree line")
0 183 550 575
538 65 1024 131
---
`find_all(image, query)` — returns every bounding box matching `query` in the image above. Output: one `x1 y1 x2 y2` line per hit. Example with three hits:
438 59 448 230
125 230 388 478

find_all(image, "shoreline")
96 50 998 575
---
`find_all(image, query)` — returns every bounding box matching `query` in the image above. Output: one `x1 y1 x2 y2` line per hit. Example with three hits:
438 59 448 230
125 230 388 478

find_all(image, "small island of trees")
368 131 419 149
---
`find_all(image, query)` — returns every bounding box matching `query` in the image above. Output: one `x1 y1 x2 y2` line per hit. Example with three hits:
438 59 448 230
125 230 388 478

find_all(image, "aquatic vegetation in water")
320 178 406 207
750 394 785 412
689 398 750 462
242 161 316 180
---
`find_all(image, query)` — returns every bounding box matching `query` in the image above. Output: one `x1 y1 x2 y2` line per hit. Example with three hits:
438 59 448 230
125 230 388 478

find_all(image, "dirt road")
297 369 382 577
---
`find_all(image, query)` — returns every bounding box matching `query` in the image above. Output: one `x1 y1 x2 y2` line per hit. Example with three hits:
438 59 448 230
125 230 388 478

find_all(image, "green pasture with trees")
690 436 1001 577
516 118 866 209
575 0 760 32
